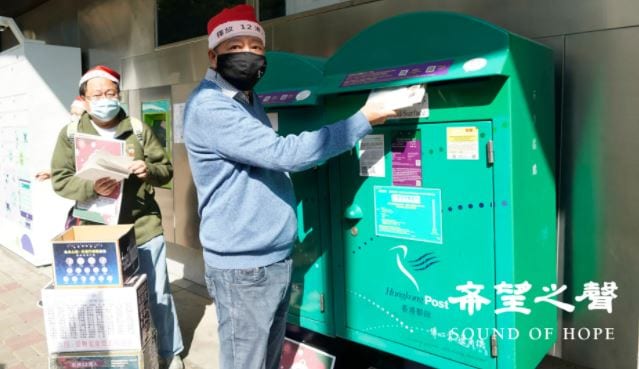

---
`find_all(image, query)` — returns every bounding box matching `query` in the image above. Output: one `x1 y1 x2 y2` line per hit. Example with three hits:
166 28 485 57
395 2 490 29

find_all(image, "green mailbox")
319 12 556 369
255 52 336 336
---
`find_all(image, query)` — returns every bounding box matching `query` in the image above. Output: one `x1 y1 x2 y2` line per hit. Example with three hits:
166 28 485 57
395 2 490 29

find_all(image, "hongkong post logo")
389 245 440 293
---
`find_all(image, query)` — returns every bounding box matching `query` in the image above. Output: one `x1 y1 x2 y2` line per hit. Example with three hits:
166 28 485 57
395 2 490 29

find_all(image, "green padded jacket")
50 111 172 245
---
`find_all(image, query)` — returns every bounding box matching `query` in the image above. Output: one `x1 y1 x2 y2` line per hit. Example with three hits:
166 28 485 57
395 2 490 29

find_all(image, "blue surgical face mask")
89 99 121 122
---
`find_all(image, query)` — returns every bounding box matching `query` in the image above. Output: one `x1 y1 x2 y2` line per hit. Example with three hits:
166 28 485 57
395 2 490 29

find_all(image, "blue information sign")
374 186 443 244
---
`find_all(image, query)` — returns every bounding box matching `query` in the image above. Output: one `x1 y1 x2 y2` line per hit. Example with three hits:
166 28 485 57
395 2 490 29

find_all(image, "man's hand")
129 160 148 180
94 178 119 196
360 102 397 126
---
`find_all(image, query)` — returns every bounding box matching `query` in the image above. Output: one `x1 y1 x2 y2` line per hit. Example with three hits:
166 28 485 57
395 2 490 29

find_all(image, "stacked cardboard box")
42 225 158 369
51 225 138 288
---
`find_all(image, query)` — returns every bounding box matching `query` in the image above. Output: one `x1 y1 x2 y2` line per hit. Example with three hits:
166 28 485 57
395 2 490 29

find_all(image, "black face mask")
216 52 267 91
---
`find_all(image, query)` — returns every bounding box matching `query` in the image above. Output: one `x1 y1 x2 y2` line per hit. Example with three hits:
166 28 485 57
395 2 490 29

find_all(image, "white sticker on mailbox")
359 134 385 177
388 92 429 120
295 90 311 101
447 127 479 160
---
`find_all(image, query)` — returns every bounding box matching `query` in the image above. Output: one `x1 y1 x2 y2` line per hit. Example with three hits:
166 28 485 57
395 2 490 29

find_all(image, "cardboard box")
48 331 159 369
52 225 138 288
42 274 152 353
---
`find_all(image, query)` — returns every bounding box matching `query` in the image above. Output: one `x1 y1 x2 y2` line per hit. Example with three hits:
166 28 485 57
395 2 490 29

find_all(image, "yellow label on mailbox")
446 126 479 160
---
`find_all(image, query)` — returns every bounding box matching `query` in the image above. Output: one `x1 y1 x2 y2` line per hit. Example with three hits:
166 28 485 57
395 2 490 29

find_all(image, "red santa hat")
78 65 120 87
207 4 265 50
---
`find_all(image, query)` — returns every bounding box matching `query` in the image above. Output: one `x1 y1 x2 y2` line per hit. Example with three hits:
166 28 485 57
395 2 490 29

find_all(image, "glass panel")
260 0 348 21
157 0 245 46
142 99 173 189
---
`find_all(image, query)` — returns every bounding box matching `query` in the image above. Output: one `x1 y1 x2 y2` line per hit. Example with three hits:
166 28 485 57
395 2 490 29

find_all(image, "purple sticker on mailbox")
258 90 301 105
341 60 453 87
392 131 422 187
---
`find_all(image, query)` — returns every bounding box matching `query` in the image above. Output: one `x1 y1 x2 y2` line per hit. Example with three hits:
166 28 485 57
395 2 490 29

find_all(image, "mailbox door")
333 93 497 368
273 108 335 335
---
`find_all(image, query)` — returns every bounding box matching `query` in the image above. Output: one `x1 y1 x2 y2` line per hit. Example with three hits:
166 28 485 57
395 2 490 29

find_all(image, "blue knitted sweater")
184 70 371 269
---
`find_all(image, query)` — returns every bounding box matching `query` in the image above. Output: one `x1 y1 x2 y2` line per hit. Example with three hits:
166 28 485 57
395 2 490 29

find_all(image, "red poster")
73 133 125 224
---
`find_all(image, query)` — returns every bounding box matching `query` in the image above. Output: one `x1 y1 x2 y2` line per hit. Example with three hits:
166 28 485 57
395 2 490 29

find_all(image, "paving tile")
6 363 30 369
183 282 212 300
5 331 45 351
30 339 49 357
0 328 20 342
31 320 47 335
0 348 18 366
0 282 20 293
18 309 44 323
183 358 206 369
20 357 49 369
0 356 21 368
9 321 40 336
171 278 194 290
0 318 24 338
11 346 41 362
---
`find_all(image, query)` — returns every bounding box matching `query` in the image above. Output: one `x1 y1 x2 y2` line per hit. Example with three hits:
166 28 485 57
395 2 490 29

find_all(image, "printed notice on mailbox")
359 134 386 177
374 186 443 244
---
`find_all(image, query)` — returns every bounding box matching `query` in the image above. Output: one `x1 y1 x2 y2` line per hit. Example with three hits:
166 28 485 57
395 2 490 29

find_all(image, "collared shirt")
204 68 251 104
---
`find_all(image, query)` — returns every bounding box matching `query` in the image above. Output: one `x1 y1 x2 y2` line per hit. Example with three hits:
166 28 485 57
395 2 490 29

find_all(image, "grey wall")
3 0 155 70
559 26 639 369
9 1 639 368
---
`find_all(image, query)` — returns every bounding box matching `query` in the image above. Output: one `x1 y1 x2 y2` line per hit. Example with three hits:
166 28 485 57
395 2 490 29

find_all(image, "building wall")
9 1 639 368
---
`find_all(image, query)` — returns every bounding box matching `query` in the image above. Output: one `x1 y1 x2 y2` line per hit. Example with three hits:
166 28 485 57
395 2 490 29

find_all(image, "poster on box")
49 334 158 369
73 133 125 224
50 355 140 369
42 275 152 353
279 337 335 369
51 225 138 288
52 241 122 287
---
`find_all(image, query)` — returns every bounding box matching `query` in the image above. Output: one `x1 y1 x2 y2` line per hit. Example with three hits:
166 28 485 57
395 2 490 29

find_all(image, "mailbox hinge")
486 140 495 166
491 333 498 357
319 294 325 313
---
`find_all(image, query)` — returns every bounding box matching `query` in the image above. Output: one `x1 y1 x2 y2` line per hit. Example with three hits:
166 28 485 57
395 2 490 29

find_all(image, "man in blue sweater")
184 5 396 369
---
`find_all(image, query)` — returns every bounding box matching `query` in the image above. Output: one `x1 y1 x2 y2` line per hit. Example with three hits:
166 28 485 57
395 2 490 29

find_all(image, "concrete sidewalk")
0 246 50 369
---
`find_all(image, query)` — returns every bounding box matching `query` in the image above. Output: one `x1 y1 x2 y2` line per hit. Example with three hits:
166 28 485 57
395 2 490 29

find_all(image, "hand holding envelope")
366 84 426 111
